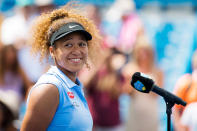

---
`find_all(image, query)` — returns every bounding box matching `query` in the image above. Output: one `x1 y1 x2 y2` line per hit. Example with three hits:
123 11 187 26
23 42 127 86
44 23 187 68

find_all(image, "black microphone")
131 72 186 106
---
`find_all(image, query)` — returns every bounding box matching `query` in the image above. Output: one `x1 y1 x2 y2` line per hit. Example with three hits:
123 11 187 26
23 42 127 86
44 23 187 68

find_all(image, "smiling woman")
21 2 102 131
49 25 90 81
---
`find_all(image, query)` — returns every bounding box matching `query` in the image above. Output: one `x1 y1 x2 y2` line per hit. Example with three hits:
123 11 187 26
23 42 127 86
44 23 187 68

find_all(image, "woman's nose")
71 45 81 55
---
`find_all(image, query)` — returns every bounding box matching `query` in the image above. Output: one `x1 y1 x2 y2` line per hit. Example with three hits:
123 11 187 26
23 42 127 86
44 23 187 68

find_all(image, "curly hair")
29 3 102 65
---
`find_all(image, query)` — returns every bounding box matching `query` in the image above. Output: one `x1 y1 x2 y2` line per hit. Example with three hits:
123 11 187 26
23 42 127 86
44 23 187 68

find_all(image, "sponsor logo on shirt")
72 101 80 108
67 92 74 99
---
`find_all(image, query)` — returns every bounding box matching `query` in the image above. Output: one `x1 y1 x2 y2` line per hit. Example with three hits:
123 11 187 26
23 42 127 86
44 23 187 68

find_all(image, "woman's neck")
56 65 77 83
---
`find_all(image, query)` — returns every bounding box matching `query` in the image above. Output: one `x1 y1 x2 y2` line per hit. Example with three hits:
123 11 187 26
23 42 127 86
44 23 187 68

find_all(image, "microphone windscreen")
131 72 154 93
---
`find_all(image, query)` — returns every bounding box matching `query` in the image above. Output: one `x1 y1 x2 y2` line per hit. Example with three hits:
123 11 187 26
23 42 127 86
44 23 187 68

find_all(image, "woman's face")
51 32 88 74
136 48 153 64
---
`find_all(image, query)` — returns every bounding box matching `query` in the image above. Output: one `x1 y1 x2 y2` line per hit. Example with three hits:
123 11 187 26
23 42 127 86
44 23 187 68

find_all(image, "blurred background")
0 0 197 131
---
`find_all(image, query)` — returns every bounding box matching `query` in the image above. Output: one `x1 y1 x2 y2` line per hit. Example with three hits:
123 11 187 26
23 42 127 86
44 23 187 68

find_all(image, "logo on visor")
68 25 79 29
67 92 74 99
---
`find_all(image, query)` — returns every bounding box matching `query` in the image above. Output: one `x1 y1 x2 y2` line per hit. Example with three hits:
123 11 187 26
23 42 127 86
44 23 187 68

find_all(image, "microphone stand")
164 98 175 131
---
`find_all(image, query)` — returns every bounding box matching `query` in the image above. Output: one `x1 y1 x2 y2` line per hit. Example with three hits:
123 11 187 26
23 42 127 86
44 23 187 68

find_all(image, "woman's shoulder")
26 80 60 111
31 83 59 98
26 72 63 99
26 83 59 124
36 72 62 87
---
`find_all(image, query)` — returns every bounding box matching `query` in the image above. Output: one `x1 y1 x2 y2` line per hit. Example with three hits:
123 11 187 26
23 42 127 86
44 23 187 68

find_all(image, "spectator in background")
0 44 32 100
117 7 144 54
78 4 109 88
86 49 126 131
0 0 48 83
0 90 20 131
0 1 41 128
84 4 101 28
102 0 139 50
173 50 197 131
122 35 164 131
34 0 56 14
0 0 35 46
105 0 144 54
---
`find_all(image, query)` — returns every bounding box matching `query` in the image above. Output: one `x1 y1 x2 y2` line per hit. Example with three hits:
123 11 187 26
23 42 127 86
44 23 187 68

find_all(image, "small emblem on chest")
67 92 74 99
72 101 80 107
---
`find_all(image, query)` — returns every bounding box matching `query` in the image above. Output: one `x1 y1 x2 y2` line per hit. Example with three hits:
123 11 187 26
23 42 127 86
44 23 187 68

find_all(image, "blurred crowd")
0 0 197 131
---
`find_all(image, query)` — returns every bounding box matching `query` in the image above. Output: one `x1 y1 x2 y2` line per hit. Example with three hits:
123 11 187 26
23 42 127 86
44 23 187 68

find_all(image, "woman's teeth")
70 58 81 62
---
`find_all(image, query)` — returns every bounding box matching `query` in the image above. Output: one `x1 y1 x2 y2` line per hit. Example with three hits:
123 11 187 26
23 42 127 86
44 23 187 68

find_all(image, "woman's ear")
49 46 55 59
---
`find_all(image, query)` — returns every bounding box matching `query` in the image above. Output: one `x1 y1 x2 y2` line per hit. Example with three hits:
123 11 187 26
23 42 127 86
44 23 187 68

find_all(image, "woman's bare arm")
21 84 59 131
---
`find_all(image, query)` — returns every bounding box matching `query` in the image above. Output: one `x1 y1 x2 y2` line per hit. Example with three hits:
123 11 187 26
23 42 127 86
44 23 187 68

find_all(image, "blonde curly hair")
29 3 102 65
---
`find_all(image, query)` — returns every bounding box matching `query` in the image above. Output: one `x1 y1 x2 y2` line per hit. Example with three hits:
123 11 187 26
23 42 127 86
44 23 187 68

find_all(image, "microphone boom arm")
151 85 186 106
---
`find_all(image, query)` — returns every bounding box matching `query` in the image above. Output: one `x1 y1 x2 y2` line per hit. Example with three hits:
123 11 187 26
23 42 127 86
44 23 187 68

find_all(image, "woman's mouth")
69 58 82 63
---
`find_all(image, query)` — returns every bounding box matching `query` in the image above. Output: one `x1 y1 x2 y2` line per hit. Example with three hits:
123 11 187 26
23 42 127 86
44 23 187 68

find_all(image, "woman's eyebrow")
61 35 87 42
64 37 72 41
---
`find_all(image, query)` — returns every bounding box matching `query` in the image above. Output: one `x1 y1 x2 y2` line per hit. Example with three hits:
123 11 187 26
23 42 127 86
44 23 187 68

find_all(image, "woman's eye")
79 42 87 47
64 43 73 47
